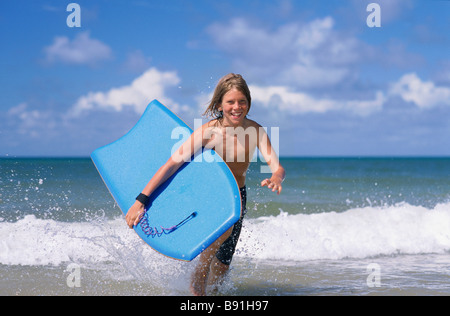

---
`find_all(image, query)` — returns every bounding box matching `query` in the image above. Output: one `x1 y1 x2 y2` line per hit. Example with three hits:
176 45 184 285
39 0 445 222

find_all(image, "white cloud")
390 73 450 109
207 17 361 88
69 67 181 116
250 85 385 116
7 103 56 138
44 32 112 65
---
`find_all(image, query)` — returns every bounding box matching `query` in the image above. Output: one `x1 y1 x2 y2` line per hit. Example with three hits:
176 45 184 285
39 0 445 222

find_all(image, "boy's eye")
225 99 247 106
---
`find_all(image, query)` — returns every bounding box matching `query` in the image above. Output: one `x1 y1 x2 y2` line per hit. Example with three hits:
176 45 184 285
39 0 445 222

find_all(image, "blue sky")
0 0 449 157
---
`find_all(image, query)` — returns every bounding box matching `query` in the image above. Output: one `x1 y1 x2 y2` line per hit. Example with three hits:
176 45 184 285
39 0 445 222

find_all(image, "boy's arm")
125 125 207 228
257 125 285 195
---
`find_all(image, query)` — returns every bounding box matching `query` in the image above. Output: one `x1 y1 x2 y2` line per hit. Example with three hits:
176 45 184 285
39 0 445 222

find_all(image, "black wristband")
136 193 150 206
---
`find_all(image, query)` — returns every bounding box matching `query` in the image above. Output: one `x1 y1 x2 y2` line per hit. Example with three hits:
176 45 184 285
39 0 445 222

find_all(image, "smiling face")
218 88 249 127
203 74 252 121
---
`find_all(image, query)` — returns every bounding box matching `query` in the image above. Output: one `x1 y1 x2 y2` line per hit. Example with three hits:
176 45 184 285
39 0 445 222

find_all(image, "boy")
126 73 285 295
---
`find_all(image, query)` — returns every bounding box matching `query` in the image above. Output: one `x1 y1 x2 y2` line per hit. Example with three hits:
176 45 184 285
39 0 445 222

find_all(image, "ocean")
1 157 449 296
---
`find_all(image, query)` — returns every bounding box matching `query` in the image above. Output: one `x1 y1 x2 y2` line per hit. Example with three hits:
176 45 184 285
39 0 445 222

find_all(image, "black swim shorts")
215 186 247 266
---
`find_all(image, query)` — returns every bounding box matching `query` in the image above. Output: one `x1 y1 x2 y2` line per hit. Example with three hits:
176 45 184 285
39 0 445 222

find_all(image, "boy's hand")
125 201 145 228
261 176 283 195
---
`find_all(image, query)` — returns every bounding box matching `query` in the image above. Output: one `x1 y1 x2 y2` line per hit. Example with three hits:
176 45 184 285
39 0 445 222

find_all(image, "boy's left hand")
261 177 283 195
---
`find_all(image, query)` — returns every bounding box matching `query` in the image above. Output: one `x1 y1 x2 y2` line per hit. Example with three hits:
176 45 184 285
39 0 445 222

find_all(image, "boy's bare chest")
205 128 257 164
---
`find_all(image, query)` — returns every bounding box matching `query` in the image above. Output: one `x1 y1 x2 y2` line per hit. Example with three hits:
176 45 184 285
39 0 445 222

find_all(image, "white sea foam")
0 215 113 266
238 202 450 261
1 202 449 267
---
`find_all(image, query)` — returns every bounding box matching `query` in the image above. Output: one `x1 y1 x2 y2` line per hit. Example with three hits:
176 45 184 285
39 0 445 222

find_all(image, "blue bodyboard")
91 100 242 261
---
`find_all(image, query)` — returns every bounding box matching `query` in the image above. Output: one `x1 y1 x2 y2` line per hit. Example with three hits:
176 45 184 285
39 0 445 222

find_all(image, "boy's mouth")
230 111 243 119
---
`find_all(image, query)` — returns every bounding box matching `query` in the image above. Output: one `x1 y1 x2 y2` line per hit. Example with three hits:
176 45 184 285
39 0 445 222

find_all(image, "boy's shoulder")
244 118 263 129
205 119 220 129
